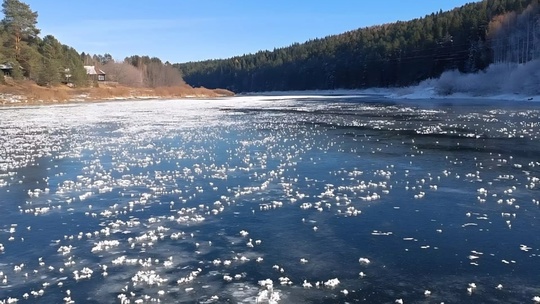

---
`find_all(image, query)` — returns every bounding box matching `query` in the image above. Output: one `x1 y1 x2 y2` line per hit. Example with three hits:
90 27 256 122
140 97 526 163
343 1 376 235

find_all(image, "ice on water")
0 96 540 303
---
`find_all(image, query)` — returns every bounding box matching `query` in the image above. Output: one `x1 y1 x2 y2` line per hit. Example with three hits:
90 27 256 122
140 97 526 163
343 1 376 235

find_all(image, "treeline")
177 0 539 93
488 2 540 63
0 0 184 88
0 0 87 86
82 53 185 88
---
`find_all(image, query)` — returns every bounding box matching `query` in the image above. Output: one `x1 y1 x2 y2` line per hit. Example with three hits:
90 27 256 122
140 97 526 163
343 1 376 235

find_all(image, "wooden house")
84 65 106 82
0 63 14 76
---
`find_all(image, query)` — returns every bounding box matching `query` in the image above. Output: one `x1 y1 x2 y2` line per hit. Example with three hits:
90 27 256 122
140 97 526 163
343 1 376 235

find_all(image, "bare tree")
101 62 144 87
488 3 540 64
144 61 184 88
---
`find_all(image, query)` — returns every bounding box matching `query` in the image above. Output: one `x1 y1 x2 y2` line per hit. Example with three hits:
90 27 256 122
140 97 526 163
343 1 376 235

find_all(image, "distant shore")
3 83 538 107
0 81 234 106
239 88 540 103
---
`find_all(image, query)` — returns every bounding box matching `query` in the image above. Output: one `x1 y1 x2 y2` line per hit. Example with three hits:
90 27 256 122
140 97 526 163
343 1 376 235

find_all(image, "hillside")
0 0 230 104
176 0 540 93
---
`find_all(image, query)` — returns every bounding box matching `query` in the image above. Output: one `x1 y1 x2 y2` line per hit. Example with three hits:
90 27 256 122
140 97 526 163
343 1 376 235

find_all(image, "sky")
22 0 479 64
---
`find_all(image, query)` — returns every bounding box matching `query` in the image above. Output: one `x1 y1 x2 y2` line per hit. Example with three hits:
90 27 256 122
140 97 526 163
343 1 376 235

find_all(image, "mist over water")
419 59 540 97
398 2 540 100
0 96 540 303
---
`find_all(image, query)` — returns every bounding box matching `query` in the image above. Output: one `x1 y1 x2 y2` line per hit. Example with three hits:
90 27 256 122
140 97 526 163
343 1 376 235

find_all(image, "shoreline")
0 95 234 107
239 88 540 103
2 85 539 108
0 82 234 107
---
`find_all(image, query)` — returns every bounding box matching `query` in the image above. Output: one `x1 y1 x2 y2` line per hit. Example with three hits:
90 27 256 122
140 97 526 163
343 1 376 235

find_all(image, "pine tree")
1 0 40 60
18 43 41 80
64 46 88 86
36 36 60 85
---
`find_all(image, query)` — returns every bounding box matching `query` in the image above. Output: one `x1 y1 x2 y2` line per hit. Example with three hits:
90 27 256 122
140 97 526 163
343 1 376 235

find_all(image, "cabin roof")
84 65 105 75
0 63 13 70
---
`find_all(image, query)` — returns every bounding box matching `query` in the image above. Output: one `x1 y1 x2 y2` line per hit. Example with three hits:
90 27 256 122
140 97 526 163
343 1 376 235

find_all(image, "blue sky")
23 0 478 63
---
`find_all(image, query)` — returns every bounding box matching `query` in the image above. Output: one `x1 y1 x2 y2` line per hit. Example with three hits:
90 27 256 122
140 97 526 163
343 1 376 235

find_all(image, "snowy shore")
241 88 540 103
243 60 540 103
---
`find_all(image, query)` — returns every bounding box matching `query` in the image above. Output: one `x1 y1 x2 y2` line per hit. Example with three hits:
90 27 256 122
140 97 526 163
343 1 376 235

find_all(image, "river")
0 95 539 303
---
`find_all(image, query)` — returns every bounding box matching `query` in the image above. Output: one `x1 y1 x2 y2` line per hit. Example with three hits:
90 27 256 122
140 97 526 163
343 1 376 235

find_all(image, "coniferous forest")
0 0 184 89
2 0 540 95
0 0 88 86
176 0 540 93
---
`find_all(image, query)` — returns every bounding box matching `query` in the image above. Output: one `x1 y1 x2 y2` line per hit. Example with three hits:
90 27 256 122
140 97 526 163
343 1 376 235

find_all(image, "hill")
0 0 230 104
176 0 540 93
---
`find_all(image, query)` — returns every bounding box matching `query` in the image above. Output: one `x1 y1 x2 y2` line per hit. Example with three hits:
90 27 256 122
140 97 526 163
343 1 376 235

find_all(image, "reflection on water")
0 96 539 303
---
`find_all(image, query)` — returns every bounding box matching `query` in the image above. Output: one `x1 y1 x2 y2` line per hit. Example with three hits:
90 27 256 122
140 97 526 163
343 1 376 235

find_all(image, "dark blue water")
0 96 539 303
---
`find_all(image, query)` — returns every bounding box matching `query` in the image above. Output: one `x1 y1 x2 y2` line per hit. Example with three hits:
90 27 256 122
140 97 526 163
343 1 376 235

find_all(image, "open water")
0 95 539 303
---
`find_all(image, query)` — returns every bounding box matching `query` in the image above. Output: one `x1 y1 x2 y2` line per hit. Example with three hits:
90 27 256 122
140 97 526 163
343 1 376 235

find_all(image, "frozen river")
0 95 539 303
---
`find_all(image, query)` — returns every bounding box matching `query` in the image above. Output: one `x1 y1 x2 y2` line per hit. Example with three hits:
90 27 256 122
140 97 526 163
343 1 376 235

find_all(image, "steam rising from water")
389 59 540 100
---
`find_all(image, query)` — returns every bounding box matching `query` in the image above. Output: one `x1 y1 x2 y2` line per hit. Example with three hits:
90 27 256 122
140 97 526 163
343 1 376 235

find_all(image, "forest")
0 0 87 86
0 0 183 88
176 0 540 93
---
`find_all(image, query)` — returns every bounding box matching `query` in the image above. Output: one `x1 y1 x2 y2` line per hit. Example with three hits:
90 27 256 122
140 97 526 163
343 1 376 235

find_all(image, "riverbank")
0 81 234 106
240 88 540 103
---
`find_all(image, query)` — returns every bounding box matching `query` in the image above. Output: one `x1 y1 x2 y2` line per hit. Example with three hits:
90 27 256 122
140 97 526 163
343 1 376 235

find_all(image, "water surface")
0 95 539 303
